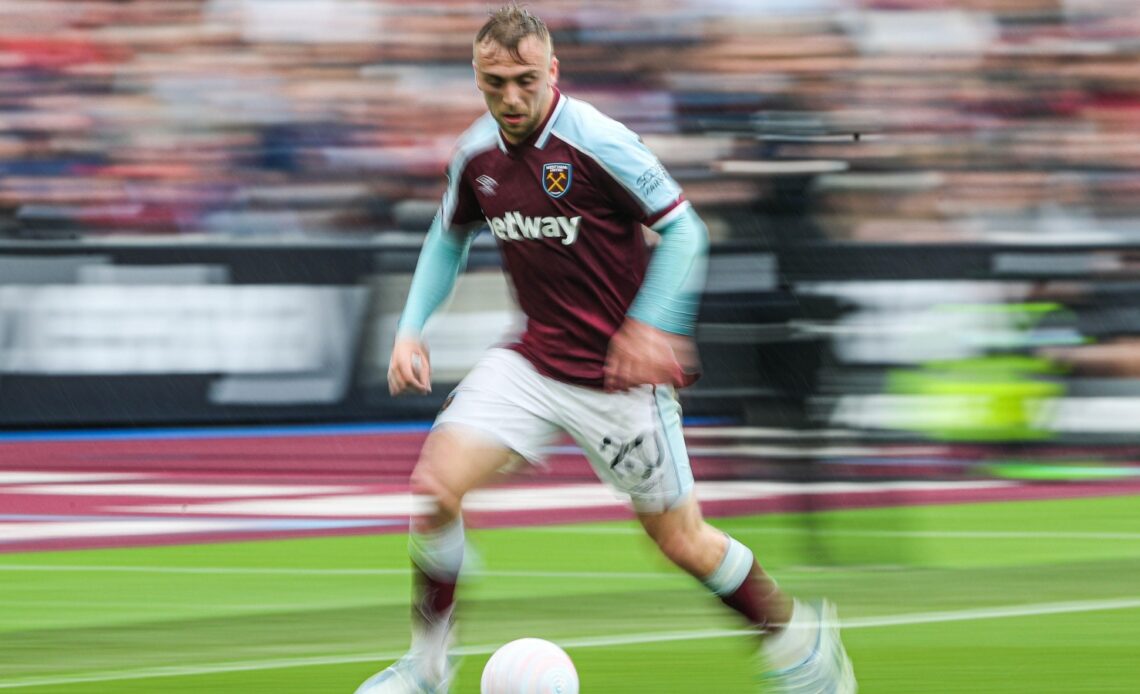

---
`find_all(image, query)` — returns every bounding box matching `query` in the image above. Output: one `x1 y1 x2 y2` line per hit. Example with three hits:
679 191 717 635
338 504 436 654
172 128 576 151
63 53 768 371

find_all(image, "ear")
549 55 560 87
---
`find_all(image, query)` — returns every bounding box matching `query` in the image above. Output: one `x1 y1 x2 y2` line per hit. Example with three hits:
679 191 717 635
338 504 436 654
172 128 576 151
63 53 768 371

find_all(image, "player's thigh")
412 425 518 509
420 348 561 502
637 493 704 544
560 383 694 514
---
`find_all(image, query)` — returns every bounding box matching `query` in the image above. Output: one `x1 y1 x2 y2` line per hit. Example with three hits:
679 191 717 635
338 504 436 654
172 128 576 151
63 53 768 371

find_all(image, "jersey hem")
507 343 606 390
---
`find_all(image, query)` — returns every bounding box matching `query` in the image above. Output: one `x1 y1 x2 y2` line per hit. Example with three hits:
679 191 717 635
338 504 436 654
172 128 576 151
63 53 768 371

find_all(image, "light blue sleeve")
552 100 683 220
395 212 474 339
627 203 708 336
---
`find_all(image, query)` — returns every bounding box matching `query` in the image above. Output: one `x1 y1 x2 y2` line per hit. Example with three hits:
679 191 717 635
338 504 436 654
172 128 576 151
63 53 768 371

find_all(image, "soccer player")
355 5 855 693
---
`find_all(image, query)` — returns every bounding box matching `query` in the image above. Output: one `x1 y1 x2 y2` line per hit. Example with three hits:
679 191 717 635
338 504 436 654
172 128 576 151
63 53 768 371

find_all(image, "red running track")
3 427 1139 553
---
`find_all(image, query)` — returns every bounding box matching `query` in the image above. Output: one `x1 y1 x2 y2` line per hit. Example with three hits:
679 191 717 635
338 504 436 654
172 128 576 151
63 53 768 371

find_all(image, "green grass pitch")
3 494 1140 692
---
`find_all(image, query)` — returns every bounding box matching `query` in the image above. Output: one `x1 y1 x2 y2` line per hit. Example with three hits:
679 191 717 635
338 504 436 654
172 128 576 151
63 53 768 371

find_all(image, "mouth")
501 113 525 127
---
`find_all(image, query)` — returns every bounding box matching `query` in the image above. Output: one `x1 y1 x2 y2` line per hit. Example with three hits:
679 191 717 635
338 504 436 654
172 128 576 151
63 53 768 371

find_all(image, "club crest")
542 162 572 199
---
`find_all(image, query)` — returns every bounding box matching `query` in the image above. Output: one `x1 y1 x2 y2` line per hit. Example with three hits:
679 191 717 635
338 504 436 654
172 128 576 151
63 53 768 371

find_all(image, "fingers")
388 341 432 396
604 323 637 392
409 352 432 393
603 352 628 392
604 345 673 392
671 366 699 388
603 332 636 392
387 363 408 396
390 361 430 395
605 320 696 391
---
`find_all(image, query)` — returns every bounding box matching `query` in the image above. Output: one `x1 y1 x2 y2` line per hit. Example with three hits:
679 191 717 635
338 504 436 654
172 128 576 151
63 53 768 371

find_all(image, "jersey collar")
499 87 563 153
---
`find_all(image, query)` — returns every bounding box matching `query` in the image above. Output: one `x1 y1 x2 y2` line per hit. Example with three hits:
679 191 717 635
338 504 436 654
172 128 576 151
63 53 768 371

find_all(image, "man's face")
473 35 558 144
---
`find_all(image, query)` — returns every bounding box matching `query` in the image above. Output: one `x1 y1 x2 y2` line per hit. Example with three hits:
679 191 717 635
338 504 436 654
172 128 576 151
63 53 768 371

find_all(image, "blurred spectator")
0 0 1135 241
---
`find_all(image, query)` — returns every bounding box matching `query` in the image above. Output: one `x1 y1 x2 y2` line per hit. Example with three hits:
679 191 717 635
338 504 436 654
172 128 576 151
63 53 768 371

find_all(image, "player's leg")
637 495 791 632
563 383 855 692
356 349 560 694
356 427 514 694
638 497 855 692
558 381 790 628
413 427 517 680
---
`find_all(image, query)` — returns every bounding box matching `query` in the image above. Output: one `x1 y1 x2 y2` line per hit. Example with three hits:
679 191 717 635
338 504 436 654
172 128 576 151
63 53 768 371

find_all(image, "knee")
410 464 462 521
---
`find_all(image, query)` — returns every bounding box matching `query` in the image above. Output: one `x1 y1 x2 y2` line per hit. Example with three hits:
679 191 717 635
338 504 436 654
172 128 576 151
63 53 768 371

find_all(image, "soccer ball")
480 638 579 694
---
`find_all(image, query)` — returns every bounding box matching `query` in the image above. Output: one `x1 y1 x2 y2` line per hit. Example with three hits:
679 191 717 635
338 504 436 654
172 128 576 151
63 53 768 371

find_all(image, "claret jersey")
441 89 689 388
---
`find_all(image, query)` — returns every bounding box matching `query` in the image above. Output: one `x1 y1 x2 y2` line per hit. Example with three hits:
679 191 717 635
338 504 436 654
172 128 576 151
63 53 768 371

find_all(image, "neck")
504 85 557 145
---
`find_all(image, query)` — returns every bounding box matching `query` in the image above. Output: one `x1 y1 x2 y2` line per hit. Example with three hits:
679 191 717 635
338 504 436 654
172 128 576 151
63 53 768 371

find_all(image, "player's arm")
605 203 708 391
388 212 474 396
628 202 708 337
582 114 708 391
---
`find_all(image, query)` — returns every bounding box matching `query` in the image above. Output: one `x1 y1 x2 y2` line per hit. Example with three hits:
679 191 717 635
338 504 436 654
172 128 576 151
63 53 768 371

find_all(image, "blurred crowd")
0 0 1137 243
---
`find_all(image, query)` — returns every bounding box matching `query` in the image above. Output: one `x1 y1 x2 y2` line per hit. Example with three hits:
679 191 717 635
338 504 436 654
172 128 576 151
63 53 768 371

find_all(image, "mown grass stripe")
2 596 1137 689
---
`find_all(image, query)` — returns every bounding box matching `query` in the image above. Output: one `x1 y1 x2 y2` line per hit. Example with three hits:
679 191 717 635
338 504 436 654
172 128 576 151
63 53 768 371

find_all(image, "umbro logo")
476 175 498 196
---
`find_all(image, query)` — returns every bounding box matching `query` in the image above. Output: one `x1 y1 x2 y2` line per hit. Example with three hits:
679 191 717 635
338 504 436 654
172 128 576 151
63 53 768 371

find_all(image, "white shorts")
434 348 694 513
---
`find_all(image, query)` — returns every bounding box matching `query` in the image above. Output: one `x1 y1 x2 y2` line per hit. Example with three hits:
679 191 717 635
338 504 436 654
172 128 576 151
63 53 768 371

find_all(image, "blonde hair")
474 4 553 62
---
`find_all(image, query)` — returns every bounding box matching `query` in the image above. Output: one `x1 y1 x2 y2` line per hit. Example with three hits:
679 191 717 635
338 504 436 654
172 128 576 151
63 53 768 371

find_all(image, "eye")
485 76 504 88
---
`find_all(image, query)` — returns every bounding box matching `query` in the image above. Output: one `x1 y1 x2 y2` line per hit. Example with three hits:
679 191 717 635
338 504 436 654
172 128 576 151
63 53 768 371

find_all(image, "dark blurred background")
1 0 1139 479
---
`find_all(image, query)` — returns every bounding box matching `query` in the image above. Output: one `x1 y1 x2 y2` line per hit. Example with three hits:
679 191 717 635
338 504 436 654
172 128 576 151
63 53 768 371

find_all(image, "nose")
502 82 524 108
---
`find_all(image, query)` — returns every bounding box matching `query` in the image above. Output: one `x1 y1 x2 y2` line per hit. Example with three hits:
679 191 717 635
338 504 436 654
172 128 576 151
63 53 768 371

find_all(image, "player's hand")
604 318 699 392
388 336 432 396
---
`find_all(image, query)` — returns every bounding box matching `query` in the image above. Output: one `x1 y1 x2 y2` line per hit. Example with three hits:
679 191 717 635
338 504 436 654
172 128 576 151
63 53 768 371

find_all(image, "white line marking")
511 526 1140 541
7 521 1133 549
685 444 940 458
0 564 682 580
738 528 1140 541
707 527 1140 541
0 520 288 543
682 426 860 440
0 472 152 485
1 597 1137 689
845 597 1140 628
9 483 354 498
115 480 1014 518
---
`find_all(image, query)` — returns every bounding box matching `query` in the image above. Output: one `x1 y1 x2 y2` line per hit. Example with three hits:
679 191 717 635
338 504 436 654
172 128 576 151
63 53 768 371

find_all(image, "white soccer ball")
480 638 579 694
